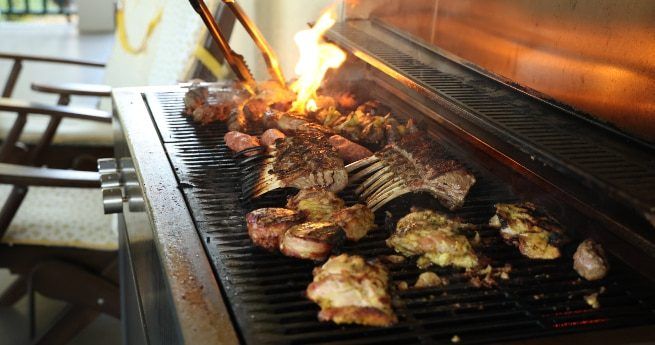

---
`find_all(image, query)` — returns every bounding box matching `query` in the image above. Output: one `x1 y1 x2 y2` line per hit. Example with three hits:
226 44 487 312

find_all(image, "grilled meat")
279 222 345 261
573 239 609 281
245 208 305 251
333 204 375 241
489 202 568 260
387 210 478 269
224 131 261 156
260 128 286 147
348 134 476 211
286 187 345 222
306 254 397 326
328 134 373 164
227 108 248 132
183 83 208 114
246 130 348 197
191 103 232 124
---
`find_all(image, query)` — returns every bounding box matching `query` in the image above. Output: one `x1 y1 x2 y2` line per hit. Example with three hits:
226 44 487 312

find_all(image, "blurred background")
0 1 332 344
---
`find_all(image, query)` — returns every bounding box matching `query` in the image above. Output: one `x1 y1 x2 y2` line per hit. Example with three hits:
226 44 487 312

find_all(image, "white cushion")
0 184 117 250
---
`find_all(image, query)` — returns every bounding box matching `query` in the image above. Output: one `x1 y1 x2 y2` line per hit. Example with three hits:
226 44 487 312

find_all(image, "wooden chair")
0 101 118 345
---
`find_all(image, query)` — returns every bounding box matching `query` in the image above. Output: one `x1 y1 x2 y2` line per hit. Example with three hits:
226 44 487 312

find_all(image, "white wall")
229 0 336 81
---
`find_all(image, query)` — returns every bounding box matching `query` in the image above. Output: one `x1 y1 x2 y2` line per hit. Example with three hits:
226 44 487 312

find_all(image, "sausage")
261 129 286 147
328 135 373 164
224 131 261 156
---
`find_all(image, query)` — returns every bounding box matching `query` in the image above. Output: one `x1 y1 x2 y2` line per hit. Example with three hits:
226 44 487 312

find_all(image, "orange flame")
290 11 346 113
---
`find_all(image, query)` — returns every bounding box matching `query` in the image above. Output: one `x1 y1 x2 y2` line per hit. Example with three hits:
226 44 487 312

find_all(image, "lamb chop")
279 222 345 261
245 208 305 251
489 202 568 260
387 209 478 269
348 134 476 211
286 187 345 221
306 254 397 327
241 130 348 198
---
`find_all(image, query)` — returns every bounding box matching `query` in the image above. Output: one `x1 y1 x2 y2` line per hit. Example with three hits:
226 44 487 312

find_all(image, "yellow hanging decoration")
116 5 164 55
193 45 229 80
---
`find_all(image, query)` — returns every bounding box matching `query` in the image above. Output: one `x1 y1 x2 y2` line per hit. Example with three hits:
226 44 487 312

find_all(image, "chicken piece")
306 254 397 326
286 187 345 222
328 135 374 164
414 271 446 288
245 208 305 251
279 222 345 261
387 210 478 269
489 202 568 260
573 239 609 281
224 131 261 156
260 128 286 147
333 204 375 241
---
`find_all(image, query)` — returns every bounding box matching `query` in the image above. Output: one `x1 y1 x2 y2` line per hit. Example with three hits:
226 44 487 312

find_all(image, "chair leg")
0 274 27 306
31 305 99 345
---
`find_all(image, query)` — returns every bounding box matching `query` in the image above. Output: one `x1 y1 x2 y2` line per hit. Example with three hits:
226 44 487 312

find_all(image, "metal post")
2 59 23 98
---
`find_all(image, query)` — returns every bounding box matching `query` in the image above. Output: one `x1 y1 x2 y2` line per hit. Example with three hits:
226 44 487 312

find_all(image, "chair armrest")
31 82 112 97
0 52 105 68
0 163 100 188
0 97 111 123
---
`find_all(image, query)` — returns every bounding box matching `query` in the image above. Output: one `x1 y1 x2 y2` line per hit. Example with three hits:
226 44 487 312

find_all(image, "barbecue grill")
106 1 655 344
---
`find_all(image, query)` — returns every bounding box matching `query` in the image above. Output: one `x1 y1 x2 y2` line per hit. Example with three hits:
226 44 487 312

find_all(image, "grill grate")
146 91 655 344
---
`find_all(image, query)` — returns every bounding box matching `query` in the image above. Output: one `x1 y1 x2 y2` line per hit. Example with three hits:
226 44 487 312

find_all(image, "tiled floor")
0 19 121 345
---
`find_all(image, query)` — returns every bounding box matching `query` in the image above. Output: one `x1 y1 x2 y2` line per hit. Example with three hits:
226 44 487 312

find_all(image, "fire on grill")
177 6 631 329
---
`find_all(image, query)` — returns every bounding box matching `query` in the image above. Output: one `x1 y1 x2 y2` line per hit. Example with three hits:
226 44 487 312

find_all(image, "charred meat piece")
306 254 397 326
349 134 476 211
260 128 286 147
279 222 345 261
227 108 248 132
573 239 609 281
333 204 375 241
286 187 345 222
328 135 373 164
246 208 305 251
387 210 478 269
262 110 309 134
242 98 268 125
246 130 348 197
224 131 261 156
489 202 568 260
184 84 208 114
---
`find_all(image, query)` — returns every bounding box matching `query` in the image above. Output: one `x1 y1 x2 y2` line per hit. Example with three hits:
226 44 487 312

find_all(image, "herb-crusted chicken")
306 254 397 326
386 210 478 269
489 202 568 260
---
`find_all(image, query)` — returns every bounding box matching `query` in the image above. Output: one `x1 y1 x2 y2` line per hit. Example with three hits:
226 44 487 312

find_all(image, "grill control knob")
97 158 118 174
100 172 121 189
102 187 124 214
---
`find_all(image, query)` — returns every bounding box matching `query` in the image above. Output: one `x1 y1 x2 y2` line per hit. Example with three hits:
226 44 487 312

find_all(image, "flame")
290 11 346 113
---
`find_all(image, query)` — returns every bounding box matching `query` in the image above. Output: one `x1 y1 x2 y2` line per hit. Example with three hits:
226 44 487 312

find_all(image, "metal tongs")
188 0 286 94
